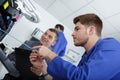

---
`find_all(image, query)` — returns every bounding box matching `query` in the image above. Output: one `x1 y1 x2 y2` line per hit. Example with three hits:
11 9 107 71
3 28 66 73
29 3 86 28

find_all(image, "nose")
43 35 49 40
71 31 75 37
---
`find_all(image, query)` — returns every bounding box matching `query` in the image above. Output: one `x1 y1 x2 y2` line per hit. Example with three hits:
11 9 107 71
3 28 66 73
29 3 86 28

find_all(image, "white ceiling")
34 0 120 41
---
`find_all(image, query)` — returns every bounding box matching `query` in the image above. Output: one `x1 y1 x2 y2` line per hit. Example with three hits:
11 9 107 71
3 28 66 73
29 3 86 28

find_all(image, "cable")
0 28 32 50
21 0 40 23
22 0 36 12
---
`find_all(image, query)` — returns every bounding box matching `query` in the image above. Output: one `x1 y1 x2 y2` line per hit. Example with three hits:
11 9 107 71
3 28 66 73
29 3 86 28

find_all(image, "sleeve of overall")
47 56 88 80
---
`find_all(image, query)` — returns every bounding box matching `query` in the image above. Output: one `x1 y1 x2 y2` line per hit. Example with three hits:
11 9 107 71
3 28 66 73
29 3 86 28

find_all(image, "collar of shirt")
78 38 102 66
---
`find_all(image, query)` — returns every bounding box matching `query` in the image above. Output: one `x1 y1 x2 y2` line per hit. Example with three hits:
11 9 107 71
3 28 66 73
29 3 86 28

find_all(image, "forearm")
47 57 79 80
46 51 57 61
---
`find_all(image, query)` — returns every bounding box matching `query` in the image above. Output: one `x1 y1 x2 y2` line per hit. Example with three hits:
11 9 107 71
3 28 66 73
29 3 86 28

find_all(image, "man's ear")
87 26 95 35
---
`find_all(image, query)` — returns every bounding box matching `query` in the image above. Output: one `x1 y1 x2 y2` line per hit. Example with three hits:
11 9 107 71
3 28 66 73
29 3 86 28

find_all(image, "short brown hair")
55 24 64 32
73 13 103 36
48 28 58 41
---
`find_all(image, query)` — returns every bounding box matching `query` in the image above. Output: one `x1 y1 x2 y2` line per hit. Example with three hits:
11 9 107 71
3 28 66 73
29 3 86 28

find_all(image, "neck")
84 36 100 53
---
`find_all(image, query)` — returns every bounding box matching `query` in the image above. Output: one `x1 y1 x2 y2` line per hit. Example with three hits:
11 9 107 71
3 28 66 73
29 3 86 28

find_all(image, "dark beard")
75 38 88 47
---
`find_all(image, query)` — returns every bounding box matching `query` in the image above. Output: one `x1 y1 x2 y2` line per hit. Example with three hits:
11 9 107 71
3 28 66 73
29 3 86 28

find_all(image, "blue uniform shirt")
47 38 120 80
51 31 67 56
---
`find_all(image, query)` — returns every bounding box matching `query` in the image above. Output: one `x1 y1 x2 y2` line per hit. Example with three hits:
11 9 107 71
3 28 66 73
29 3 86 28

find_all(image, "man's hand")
32 46 57 61
30 60 47 76
29 49 43 67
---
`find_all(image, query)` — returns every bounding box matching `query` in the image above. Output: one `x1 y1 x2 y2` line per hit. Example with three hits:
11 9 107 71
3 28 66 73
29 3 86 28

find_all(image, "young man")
51 24 67 56
30 13 120 80
3 28 58 80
